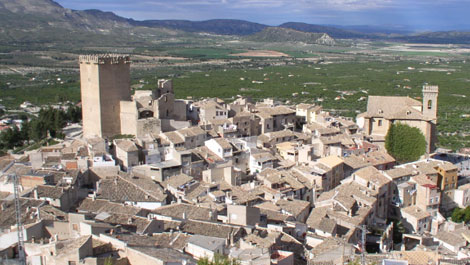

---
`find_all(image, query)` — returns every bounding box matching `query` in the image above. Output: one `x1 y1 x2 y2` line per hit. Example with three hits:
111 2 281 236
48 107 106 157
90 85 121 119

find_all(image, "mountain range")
246 27 336 45
1 0 470 46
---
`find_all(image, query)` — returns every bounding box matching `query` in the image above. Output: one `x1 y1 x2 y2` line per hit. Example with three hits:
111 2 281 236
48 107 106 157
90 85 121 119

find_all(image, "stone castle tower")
79 54 131 138
422 84 439 121
422 84 439 152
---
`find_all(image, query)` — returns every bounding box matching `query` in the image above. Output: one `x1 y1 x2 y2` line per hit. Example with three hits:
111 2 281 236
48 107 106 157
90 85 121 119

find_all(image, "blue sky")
54 0 470 31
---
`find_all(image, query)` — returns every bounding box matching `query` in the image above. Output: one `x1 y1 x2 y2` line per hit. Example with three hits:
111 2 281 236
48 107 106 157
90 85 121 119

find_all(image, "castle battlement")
422 85 439 93
79 54 131 65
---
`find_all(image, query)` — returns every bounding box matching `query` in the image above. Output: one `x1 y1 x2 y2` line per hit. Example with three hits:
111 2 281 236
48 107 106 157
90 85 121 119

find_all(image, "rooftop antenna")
2 161 25 264
359 224 368 265
12 173 26 265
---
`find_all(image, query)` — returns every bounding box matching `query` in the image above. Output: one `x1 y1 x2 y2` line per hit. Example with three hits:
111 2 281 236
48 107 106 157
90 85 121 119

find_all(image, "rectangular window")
378 120 383 126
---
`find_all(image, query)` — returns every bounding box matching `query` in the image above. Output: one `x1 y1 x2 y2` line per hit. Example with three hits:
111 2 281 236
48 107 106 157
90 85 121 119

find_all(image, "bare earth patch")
231 50 289 57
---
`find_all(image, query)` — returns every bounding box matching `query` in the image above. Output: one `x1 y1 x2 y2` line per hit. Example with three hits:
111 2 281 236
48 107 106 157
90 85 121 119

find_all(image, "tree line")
0 105 81 152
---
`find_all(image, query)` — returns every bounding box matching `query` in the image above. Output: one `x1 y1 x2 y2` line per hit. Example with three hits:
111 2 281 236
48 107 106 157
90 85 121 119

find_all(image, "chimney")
36 207 41 220
0 202 6 211
182 211 187 220
230 230 236 246
127 217 133 224
33 188 39 200
96 179 102 192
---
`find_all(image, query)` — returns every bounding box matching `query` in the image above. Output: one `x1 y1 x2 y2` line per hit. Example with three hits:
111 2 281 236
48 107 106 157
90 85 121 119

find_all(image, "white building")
205 138 233 160
185 235 226 260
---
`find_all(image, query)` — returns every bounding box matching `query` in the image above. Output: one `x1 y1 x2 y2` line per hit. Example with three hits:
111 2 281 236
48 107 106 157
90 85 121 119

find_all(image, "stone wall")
80 55 131 138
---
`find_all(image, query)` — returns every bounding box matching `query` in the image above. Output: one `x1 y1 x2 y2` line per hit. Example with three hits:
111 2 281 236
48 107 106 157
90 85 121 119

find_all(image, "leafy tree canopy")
197 255 239 265
385 123 426 163
0 105 81 153
451 207 470 223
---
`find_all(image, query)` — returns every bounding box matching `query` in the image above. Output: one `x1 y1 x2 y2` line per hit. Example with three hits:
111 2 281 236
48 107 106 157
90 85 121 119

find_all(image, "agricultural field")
166 60 470 150
0 39 469 150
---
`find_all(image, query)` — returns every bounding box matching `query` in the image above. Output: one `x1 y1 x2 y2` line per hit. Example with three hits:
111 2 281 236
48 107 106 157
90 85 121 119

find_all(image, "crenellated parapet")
79 54 131 65
422 85 439 93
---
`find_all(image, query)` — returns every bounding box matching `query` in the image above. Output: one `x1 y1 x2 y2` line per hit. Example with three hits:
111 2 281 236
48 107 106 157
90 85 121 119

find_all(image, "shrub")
385 123 426 163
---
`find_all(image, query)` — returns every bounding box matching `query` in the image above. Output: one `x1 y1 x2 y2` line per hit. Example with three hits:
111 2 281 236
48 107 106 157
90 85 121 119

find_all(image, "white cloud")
211 0 397 11
55 0 470 30
297 0 395 10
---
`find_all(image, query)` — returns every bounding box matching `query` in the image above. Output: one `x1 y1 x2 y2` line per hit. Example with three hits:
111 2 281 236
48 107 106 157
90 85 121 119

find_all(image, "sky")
54 0 470 31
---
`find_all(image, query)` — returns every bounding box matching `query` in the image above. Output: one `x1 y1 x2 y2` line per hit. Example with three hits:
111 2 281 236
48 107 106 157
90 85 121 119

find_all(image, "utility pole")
12 173 26 265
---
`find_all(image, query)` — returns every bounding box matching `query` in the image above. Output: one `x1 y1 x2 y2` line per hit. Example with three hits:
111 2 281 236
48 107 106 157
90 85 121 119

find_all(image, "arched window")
428 100 432 110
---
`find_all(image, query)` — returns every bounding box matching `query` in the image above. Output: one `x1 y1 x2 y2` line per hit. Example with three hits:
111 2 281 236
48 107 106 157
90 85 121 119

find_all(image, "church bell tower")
422 85 438 122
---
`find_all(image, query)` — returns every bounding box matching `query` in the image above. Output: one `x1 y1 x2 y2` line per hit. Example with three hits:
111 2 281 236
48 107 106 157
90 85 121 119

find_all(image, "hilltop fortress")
2 54 463 265
79 54 187 139
80 54 438 154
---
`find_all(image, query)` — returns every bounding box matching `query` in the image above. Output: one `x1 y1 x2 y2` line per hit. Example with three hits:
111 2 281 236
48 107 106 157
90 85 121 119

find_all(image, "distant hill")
1 0 470 47
246 27 335 45
396 31 470 44
133 19 268 36
0 0 183 46
332 24 414 35
0 0 131 32
279 22 370 39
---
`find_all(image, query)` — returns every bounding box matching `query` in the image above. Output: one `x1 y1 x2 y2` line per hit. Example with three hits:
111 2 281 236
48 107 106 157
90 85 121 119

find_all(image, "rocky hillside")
1 0 469 47
279 22 370 39
133 19 268 36
0 0 182 46
246 27 336 45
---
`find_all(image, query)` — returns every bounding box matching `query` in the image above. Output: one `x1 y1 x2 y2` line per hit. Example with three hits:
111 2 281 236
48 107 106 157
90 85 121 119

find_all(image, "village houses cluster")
2 54 470 265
